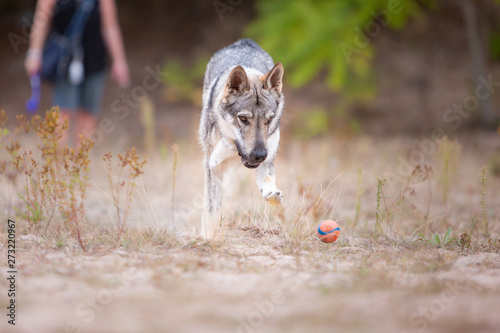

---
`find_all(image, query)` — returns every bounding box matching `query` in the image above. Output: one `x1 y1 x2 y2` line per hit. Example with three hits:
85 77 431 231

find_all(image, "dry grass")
1 112 500 333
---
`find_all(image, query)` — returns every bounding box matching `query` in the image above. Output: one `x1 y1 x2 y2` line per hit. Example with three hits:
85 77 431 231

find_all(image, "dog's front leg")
202 159 221 238
257 162 283 205
201 140 234 238
256 130 283 205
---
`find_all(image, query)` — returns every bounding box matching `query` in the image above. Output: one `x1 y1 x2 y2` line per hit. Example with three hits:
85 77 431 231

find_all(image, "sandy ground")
2 235 500 333
1 133 500 333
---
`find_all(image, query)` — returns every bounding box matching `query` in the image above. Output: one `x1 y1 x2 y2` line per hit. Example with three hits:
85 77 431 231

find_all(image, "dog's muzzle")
236 141 266 169
242 159 260 169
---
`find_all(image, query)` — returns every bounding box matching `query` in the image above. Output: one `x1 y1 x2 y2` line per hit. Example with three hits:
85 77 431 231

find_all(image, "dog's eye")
238 115 249 124
265 117 273 125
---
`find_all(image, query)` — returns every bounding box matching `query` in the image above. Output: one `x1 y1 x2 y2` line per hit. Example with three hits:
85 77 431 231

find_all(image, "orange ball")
317 220 340 243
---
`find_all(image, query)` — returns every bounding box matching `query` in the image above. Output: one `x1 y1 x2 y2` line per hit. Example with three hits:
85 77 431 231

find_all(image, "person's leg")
76 71 106 146
74 109 96 145
53 76 78 146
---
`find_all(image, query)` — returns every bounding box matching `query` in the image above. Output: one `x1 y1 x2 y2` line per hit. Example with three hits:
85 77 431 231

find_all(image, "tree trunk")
460 0 496 127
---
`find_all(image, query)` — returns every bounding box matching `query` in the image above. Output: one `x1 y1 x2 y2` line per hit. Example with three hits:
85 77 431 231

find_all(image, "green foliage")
161 57 208 104
353 169 364 226
246 0 426 99
375 177 387 239
480 165 489 237
490 151 500 177
292 108 330 139
414 228 455 247
15 196 43 225
489 29 500 60
430 228 454 247
56 238 65 249
434 137 461 212
488 1 500 60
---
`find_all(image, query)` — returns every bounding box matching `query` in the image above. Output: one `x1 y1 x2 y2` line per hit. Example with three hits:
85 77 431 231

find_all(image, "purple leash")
25 73 41 113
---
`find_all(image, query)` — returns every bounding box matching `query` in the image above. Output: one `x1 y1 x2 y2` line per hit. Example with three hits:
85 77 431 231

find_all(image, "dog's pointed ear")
261 62 284 97
224 66 250 103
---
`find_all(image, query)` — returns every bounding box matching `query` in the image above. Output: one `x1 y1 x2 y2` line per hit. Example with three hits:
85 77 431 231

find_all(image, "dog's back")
203 39 274 88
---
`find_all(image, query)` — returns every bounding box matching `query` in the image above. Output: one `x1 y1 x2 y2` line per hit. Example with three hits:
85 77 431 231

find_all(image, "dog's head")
220 63 284 169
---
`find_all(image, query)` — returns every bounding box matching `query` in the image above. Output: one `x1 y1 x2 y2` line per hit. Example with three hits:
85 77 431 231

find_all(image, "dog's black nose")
250 148 267 163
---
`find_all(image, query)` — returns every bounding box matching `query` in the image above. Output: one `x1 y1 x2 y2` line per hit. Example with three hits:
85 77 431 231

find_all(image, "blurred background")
1 0 500 149
2 4 500 332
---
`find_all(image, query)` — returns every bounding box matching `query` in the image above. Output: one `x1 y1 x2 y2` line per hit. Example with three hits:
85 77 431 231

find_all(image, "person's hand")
24 49 42 77
111 59 130 88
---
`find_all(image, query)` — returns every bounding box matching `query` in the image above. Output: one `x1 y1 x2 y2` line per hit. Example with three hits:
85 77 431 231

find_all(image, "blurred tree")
246 0 430 100
460 0 498 127
246 0 500 127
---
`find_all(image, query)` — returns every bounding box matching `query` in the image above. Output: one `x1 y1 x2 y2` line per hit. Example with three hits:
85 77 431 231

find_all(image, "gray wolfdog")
199 39 285 238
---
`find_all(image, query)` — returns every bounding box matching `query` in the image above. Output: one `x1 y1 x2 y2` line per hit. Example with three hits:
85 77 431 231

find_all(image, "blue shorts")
53 70 106 114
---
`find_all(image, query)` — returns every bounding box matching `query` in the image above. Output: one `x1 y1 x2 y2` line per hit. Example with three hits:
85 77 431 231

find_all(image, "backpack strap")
63 0 96 42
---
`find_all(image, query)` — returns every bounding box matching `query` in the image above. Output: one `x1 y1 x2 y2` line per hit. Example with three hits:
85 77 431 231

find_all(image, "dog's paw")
264 190 283 205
